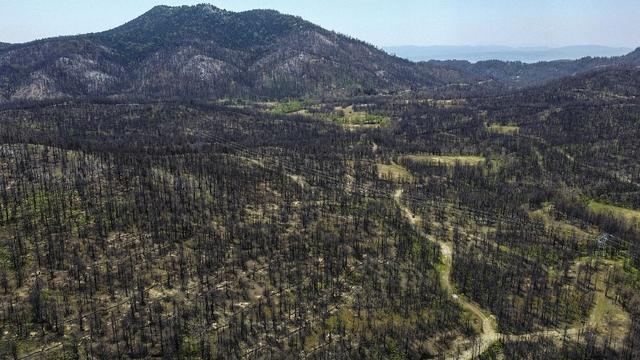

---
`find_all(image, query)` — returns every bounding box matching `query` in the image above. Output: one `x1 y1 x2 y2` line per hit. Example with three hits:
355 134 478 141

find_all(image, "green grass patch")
590 290 629 332
424 99 467 108
326 106 390 127
402 154 486 167
487 123 520 135
267 103 391 128
268 100 306 114
588 200 640 228
529 203 593 242
377 163 414 182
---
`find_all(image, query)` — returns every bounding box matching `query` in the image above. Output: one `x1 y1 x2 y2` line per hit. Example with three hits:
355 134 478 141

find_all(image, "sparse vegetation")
328 106 391 127
588 201 640 228
0 4 639 360
377 163 415 182
487 123 520 135
268 100 306 114
402 154 486 166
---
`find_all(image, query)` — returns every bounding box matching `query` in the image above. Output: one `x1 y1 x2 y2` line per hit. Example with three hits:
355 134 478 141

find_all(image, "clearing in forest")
265 102 390 128
266 100 307 114
588 200 640 228
423 99 468 108
329 105 390 127
402 154 486 166
588 263 631 349
377 163 414 182
529 203 594 242
487 123 520 135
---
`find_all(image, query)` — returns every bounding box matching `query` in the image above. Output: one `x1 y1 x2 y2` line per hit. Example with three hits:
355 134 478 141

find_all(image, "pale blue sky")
1 0 638 47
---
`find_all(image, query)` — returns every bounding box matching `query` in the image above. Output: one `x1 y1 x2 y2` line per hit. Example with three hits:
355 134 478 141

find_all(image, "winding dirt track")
393 189 588 360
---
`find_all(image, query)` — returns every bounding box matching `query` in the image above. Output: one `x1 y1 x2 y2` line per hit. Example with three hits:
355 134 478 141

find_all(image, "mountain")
0 4 454 102
0 42 10 49
385 45 633 63
425 48 640 89
528 65 640 101
0 4 638 102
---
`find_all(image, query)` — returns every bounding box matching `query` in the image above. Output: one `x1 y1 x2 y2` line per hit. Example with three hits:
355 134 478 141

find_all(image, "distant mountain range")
0 4 638 102
424 48 640 89
384 45 633 63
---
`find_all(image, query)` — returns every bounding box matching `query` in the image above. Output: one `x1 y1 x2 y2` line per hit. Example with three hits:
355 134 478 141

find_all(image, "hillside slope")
425 49 640 89
0 4 454 101
0 4 638 102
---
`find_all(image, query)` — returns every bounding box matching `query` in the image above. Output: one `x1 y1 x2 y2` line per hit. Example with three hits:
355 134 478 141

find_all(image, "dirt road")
392 189 608 360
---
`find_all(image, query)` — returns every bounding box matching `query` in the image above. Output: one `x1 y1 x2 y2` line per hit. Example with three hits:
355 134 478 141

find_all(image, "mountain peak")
145 3 230 17
142 3 228 17
194 3 226 14
94 3 324 56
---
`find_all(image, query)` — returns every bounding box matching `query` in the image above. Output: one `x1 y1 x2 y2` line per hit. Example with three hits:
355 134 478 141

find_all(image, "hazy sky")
1 0 639 47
